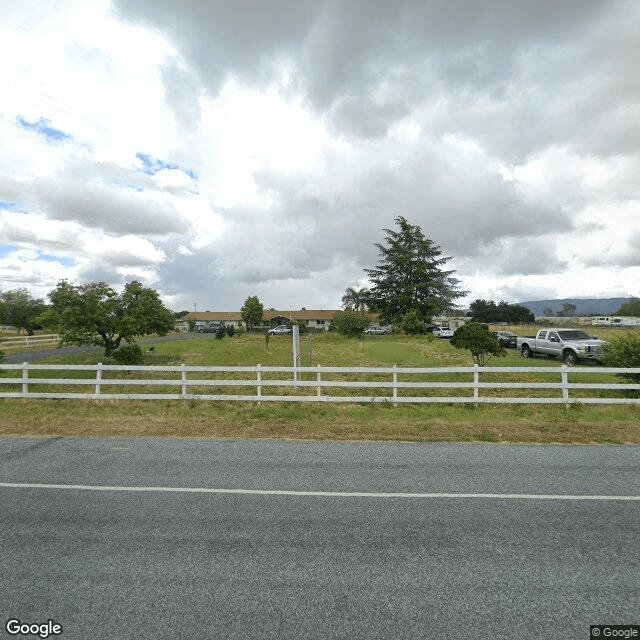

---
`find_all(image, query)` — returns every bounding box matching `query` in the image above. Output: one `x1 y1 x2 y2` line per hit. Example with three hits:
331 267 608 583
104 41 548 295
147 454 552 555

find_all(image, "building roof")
186 310 379 322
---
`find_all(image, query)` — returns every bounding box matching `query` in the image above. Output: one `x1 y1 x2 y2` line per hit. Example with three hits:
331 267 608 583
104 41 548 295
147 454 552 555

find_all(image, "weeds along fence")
1 362 640 405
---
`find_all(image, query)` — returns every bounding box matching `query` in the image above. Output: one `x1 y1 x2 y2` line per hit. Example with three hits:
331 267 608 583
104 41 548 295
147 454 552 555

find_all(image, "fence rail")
1 363 640 405
0 334 60 349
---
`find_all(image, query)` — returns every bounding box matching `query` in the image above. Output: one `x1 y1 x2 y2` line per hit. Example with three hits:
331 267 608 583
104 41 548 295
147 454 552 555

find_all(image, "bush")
450 322 506 366
602 333 640 395
225 324 236 338
235 326 246 337
293 321 308 335
399 310 426 336
112 344 145 365
330 309 370 338
215 325 226 340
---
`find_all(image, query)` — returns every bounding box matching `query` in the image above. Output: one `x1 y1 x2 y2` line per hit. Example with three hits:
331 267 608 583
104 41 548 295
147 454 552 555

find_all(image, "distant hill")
517 298 628 317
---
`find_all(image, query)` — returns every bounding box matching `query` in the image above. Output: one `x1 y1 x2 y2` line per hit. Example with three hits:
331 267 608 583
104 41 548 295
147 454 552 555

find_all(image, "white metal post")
257 364 262 405
293 325 300 388
393 364 398 406
473 364 479 405
22 362 29 397
95 363 103 397
181 363 187 397
561 365 569 407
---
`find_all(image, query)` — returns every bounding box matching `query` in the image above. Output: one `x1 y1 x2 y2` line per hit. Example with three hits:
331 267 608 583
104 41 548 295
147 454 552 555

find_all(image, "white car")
268 325 292 335
432 326 454 338
364 325 392 335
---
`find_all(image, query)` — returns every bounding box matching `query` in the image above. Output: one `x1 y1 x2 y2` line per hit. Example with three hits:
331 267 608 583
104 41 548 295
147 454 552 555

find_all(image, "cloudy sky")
1 0 639 312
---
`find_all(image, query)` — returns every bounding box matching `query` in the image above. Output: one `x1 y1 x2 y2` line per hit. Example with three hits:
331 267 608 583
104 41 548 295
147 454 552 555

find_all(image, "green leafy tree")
0 289 46 335
364 216 465 324
615 297 640 316
341 286 371 311
450 322 506 366
240 295 264 331
399 310 425 335
42 280 175 356
469 299 535 324
330 309 370 337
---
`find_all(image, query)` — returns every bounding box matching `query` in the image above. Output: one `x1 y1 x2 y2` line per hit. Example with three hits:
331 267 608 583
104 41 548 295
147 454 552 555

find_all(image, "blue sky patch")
39 253 75 267
0 244 74 267
136 152 198 180
0 243 17 257
17 117 72 143
0 201 25 212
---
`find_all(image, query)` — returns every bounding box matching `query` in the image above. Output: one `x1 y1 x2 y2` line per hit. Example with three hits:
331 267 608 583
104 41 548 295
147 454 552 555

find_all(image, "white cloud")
1 0 639 312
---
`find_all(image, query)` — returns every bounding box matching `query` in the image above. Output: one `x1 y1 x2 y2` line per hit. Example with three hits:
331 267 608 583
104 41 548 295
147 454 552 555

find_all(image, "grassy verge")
1 330 639 444
0 398 638 444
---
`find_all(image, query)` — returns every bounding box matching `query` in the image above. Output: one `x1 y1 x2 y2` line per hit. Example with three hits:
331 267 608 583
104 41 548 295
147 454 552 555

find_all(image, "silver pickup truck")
517 328 608 365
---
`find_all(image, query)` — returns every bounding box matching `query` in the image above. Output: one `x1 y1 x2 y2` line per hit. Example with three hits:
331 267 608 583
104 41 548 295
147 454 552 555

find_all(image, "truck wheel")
563 351 578 365
521 345 532 358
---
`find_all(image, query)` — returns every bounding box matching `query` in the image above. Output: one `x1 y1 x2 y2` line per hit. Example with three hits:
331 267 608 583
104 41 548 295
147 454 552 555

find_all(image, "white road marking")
1 482 639 500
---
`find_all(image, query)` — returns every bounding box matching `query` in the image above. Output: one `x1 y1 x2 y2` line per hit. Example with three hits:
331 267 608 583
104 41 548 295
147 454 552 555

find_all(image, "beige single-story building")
179 309 381 332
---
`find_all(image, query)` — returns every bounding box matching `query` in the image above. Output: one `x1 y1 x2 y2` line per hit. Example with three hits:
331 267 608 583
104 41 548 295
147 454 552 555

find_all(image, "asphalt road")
1 439 638 640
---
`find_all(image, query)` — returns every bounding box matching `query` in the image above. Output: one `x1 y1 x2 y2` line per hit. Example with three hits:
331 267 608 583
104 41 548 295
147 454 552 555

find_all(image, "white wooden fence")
1 363 640 405
0 334 60 349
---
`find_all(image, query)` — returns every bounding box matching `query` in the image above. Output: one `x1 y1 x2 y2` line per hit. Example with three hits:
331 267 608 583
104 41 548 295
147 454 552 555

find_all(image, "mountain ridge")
517 298 628 317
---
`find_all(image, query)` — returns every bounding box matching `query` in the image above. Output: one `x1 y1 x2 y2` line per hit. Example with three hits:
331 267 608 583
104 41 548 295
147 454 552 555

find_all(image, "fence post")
95 363 103 397
22 362 29 398
392 364 398 406
181 364 187 397
561 365 569 407
316 364 322 399
256 364 262 405
473 364 479 405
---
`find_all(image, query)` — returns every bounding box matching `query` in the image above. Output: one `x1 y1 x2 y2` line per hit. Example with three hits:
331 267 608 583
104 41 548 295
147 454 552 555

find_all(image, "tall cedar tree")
364 216 465 323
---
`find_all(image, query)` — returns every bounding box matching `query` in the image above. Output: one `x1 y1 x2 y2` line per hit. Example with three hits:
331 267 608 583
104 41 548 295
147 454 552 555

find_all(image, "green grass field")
1 328 639 444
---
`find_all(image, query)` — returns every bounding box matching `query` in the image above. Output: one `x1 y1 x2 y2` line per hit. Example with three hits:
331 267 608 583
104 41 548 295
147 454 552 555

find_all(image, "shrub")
330 309 370 338
215 325 226 340
399 310 426 335
235 326 246 337
112 344 145 365
450 322 506 366
225 324 236 338
602 333 640 395
293 321 308 335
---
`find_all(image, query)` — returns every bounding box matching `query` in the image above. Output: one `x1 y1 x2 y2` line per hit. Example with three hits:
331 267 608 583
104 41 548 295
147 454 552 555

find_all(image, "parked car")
432 326 454 338
517 328 608 365
198 324 222 333
268 325 292 335
493 330 517 348
364 325 392 335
